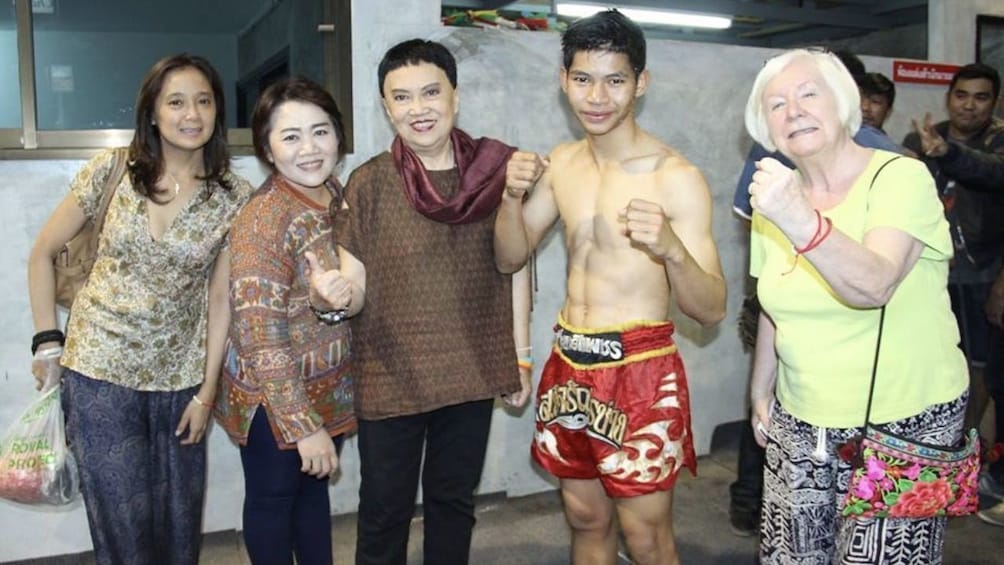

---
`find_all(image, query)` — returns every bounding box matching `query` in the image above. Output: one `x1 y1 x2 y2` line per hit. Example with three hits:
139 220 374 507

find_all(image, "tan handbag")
53 147 128 309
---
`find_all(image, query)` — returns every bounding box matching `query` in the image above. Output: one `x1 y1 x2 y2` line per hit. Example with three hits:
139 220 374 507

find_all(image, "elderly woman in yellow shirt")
744 48 968 564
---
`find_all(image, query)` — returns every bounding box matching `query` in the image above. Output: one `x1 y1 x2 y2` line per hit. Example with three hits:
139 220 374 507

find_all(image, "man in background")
902 62 1004 527
857 71 896 132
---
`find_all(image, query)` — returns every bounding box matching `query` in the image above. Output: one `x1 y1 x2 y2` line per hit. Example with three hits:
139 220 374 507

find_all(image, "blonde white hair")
743 49 862 152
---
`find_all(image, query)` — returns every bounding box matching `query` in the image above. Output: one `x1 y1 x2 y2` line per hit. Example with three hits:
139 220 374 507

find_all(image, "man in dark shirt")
902 62 1004 526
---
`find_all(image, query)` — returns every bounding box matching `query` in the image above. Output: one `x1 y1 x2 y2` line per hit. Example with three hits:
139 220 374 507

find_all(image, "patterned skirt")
759 392 966 564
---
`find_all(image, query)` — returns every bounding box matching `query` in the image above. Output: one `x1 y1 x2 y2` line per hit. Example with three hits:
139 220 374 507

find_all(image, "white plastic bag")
0 386 79 505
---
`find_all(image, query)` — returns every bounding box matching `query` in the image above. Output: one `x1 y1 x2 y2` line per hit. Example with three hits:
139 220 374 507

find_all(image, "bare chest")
553 167 664 251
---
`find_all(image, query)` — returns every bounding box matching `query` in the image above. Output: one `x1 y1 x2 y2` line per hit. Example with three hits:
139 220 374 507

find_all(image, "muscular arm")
669 169 725 324
494 153 560 273
644 165 726 325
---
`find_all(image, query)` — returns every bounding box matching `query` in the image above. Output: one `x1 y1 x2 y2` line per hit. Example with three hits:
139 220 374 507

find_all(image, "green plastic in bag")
0 386 79 505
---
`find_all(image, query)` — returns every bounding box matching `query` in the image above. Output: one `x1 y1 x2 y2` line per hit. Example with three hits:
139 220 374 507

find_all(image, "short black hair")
856 72 896 107
833 49 865 78
377 39 457 97
251 76 347 170
949 63 1001 100
561 9 646 77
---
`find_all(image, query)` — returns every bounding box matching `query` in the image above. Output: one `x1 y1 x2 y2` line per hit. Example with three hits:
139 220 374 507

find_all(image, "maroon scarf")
391 128 515 224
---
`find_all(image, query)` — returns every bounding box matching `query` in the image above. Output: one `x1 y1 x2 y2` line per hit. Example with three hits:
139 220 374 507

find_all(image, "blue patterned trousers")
62 370 206 565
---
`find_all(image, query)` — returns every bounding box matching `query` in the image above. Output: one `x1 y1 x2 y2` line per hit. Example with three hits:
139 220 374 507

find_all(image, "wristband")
517 356 533 370
32 329 65 355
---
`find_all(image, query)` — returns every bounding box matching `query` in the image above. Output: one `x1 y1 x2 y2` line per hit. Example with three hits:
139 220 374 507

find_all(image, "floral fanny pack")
840 425 980 518
838 303 980 519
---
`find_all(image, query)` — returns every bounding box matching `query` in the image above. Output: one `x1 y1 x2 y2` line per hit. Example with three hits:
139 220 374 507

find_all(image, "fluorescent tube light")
556 3 732 30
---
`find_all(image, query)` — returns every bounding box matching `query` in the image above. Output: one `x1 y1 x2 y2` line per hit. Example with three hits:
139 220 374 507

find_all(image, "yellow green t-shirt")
750 150 968 428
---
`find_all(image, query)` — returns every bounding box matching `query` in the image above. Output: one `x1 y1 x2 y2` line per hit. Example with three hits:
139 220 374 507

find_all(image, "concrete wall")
929 0 1004 65
0 0 954 560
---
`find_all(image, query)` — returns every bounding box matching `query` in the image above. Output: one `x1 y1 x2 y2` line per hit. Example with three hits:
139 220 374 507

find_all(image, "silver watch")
310 303 348 325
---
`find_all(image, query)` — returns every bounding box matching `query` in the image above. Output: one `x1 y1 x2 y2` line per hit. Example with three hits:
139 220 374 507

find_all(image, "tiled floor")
11 421 1004 564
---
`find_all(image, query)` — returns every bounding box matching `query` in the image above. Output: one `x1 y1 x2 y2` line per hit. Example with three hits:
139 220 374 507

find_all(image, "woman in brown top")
311 39 531 565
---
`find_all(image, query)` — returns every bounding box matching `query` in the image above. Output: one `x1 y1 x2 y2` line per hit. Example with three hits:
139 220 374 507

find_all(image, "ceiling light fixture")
555 3 731 30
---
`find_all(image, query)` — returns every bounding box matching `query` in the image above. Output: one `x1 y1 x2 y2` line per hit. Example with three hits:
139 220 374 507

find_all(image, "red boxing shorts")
531 315 697 498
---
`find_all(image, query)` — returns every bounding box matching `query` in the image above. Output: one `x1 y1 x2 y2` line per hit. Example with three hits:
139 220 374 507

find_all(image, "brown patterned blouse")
215 176 356 448
333 152 519 420
62 149 253 391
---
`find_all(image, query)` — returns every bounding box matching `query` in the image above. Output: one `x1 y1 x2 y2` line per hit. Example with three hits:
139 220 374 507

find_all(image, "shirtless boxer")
493 10 725 565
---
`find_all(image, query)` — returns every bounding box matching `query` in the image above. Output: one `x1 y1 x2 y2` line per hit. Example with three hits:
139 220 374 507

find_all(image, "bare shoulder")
549 139 589 167
639 143 708 201
620 136 702 180
654 144 701 179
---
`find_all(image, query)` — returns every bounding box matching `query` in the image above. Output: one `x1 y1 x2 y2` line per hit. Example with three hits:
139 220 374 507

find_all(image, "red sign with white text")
892 60 961 85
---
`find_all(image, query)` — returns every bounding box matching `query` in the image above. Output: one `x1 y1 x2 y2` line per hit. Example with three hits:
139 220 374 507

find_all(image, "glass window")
0 0 352 154
0 2 22 128
30 0 308 130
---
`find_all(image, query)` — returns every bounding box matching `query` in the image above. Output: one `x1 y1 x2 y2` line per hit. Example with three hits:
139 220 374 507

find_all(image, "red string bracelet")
784 209 833 275
796 214 833 254
802 209 823 251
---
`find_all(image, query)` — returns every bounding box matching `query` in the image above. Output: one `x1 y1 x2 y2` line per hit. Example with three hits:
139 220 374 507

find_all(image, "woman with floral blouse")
27 54 253 564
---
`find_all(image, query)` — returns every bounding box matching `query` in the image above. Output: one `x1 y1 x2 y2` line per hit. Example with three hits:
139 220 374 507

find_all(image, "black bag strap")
858 155 903 433
859 306 886 433
92 147 128 236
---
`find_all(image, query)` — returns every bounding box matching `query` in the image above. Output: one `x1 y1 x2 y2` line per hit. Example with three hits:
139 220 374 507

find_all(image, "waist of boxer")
552 313 677 368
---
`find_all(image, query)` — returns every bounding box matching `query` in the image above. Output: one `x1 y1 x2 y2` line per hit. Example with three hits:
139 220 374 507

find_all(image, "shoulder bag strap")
859 306 886 433
857 155 903 433
92 147 128 235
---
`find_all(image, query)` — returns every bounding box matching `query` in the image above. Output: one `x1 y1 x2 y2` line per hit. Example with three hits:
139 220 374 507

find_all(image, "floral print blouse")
61 149 254 391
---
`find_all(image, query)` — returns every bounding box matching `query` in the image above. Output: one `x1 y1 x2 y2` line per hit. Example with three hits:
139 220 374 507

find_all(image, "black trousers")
355 398 494 565
729 410 765 514
240 408 344 565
